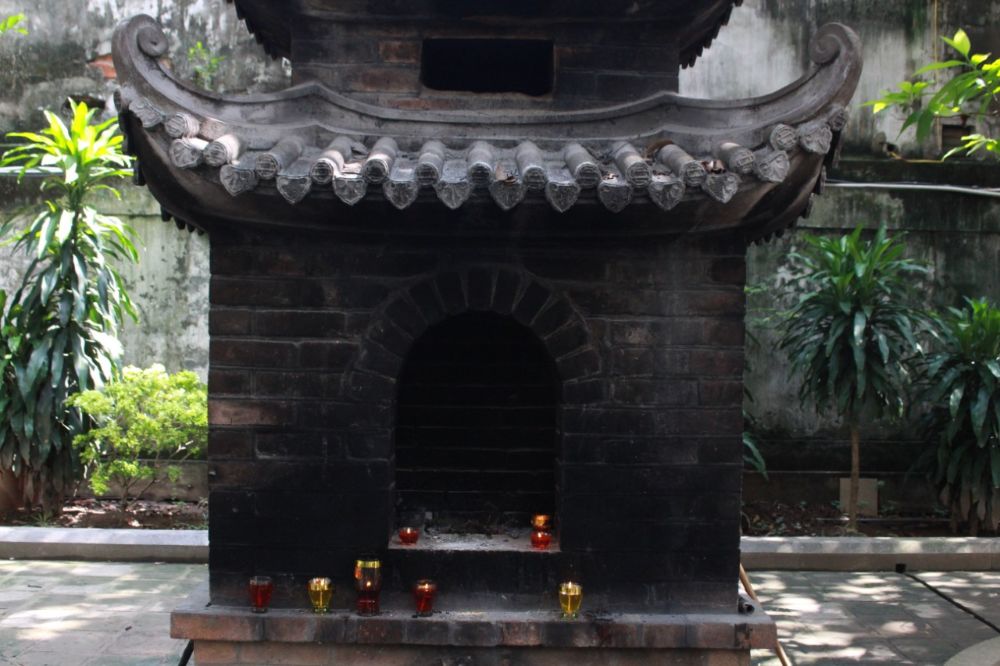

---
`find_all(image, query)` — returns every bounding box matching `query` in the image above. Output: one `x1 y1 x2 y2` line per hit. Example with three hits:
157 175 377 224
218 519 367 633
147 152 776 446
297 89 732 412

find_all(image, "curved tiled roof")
112 16 861 240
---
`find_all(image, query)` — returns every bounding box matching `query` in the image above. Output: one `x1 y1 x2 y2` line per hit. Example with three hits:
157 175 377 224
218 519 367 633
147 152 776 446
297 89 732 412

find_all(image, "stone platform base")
174 586 774 666
192 641 752 665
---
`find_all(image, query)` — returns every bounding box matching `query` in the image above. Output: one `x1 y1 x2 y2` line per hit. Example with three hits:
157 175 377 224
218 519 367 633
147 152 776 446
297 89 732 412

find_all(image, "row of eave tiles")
130 98 842 213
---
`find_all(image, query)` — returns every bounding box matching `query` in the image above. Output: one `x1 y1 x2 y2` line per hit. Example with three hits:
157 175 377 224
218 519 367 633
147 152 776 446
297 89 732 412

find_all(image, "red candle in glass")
530 529 552 550
249 576 273 613
413 579 437 616
398 527 419 545
354 559 383 616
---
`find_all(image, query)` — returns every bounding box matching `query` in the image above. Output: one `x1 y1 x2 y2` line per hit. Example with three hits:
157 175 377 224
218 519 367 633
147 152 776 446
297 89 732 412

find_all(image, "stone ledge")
193 641 754 666
2 528 996 572
741 536 1000 571
0 526 207 563
171 586 776 650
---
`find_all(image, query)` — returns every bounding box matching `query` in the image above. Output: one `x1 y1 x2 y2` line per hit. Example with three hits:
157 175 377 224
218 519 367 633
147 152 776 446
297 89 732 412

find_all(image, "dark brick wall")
207 227 746 612
290 19 680 109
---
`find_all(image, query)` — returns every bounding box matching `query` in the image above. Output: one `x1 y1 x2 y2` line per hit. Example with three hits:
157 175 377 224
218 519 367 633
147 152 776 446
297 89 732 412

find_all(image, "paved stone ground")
0 560 201 666
0 561 996 665
749 570 1000 665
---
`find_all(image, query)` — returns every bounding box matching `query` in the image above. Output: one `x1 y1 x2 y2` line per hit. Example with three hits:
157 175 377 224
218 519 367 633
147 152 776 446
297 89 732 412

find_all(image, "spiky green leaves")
916 298 1000 532
779 225 927 424
0 101 137 508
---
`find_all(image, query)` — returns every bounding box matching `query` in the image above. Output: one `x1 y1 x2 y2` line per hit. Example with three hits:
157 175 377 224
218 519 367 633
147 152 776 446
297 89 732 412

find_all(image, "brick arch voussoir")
344 267 601 404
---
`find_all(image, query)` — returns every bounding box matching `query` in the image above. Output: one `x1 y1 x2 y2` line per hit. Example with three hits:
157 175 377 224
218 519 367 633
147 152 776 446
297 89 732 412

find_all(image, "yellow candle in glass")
559 582 583 619
307 577 332 613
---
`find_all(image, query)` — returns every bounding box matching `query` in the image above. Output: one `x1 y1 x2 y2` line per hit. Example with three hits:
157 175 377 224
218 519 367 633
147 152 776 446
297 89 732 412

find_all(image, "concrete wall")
0 0 289 378
2 0 998 479
681 0 1000 157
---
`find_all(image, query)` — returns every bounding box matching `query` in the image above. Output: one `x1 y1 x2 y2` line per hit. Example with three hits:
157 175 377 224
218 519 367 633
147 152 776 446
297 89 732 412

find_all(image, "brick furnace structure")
113 2 860 664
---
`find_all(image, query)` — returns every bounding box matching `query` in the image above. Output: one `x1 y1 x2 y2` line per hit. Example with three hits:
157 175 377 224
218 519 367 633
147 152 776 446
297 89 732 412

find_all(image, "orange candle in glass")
413 579 438 616
530 529 552 549
398 527 419 545
531 514 552 530
354 559 382 616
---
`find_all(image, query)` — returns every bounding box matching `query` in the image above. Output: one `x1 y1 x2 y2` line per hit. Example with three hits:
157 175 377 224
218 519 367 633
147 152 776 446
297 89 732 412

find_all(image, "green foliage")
187 41 223 90
743 430 768 480
914 298 1000 533
866 29 1000 159
0 101 137 508
779 225 927 422
68 365 206 507
778 225 927 530
0 14 27 36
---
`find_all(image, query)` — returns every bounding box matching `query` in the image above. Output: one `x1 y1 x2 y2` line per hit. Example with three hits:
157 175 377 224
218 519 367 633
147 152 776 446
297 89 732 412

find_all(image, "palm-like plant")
0 101 137 509
915 298 1000 534
779 225 927 531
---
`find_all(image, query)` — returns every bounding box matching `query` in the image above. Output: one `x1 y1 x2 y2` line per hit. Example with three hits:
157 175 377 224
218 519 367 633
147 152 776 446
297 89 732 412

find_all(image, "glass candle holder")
354 559 382 616
413 579 438 616
530 529 552 550
398 527 419 545
531 514 552 531
559 582 583 619
307 577 333 614
249 576 273 613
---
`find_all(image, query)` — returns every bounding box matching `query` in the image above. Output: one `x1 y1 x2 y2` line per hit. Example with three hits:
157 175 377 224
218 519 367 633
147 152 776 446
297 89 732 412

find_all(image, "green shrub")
915 298 1000 534
68 364 207 507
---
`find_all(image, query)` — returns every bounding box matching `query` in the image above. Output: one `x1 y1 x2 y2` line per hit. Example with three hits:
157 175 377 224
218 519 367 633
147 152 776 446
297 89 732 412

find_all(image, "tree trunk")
0 471 22 516
848 424 861 533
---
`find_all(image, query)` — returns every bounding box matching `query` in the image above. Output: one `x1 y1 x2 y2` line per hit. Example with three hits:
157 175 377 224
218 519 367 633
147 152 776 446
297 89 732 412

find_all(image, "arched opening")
395 312 559 532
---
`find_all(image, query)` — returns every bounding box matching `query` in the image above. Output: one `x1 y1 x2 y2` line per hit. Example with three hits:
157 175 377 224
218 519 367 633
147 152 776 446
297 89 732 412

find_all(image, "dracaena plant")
914 298 1000 534
0 101 137 509
778 225 927 532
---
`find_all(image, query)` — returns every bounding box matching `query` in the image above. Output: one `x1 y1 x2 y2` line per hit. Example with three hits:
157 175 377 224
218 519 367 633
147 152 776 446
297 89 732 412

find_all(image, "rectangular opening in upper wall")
421 38 554 96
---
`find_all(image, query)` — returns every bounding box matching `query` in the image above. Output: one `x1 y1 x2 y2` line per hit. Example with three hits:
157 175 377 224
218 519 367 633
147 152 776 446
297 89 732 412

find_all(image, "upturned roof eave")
112 16 861 240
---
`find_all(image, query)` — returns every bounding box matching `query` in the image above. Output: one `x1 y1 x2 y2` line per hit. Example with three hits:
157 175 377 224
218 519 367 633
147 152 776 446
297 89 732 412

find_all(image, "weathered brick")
545 323 590 359
385 298 426 338
512 282 552 325
611 379 698 406
299 341 358 369
408 281 445 324
212 277 324 308
210 340 298 368
254 311 348 338
208 429 253 460
209 309 252 336
378 39 421 63
209 369 252 395
698 380 744 407
466 267 493 310
491 269 522 314
209 400 294 427
710 257 747 285
555 347 601 379
255 371 339 398
435 271 466 314
531 300 574 338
